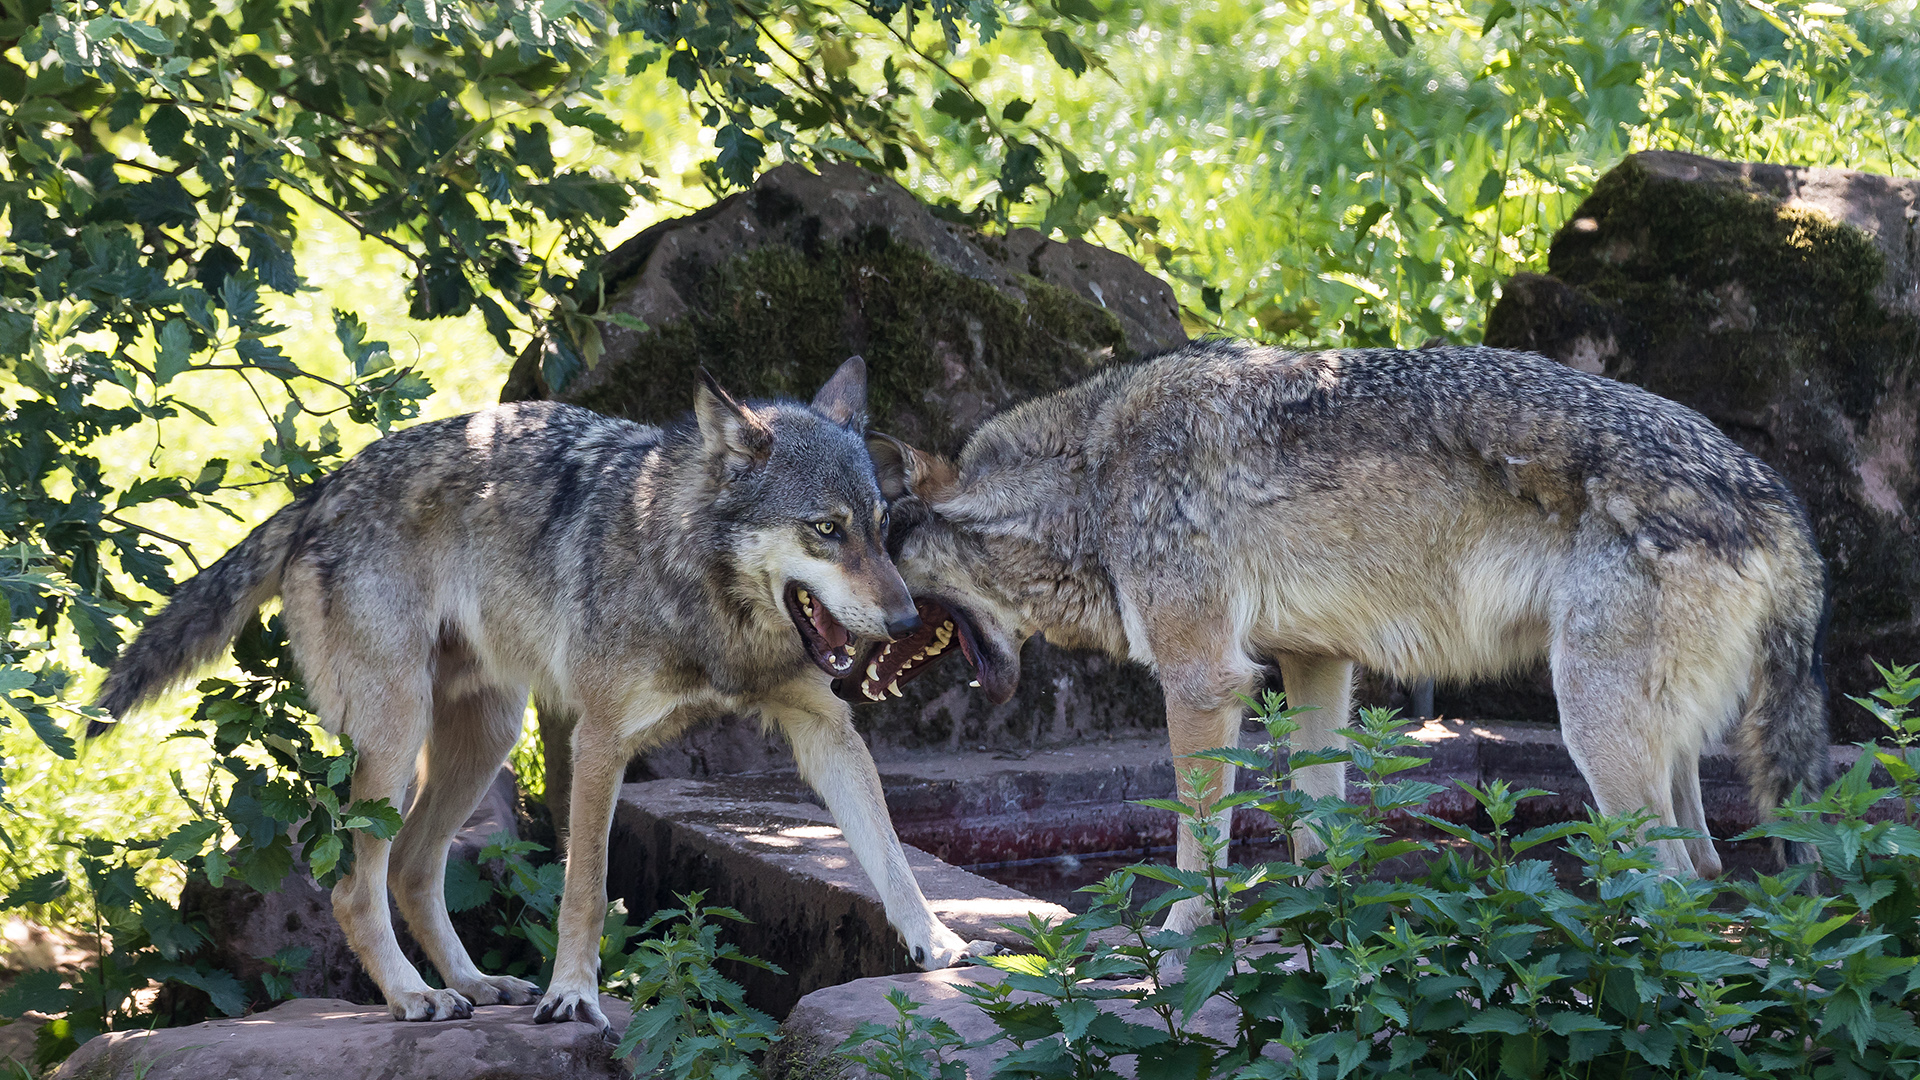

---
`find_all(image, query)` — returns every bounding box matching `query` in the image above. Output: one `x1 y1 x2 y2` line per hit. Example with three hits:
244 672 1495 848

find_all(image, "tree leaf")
932 88 987 122
1041 30 1088 76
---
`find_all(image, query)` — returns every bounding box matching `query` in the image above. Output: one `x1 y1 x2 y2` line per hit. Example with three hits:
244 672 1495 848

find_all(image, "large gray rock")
502 163 1188 783
1483 151 1920 740
50 996 631 1080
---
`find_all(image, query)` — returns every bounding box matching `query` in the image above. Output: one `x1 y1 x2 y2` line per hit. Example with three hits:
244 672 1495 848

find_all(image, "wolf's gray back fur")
97 364 984 1027
886 339 1830 895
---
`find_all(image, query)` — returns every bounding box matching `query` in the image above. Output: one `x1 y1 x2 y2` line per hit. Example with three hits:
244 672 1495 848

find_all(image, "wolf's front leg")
1157 645 1265 936
767 686 993 969
535 706 659 1030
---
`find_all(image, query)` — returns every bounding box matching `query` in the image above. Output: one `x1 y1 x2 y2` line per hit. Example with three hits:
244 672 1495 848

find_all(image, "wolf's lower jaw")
788 583 860 676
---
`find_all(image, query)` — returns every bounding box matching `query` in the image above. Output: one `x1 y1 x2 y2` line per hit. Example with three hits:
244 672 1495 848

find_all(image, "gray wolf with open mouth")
849 339 1830 931
93 357 987 1028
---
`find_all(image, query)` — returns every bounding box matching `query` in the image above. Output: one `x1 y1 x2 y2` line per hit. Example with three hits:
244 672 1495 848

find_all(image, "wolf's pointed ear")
811 355 868 429
868 432 957 503
696 369 773 471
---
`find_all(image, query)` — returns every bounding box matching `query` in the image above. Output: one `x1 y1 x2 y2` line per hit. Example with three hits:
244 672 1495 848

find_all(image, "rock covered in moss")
503 162 1184 456
503 163 1186 763
1486 151 1920 741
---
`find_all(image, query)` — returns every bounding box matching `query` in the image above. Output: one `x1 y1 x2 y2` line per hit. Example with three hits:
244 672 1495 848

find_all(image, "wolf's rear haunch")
91 491 320 734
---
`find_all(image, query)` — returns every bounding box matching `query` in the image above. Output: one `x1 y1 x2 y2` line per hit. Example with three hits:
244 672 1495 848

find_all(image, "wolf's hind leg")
327 677 474 1021
1670 746 1722 878
1553 592 1697 876
390 682 540 1007
763 680 991 970
1274 655 1354 862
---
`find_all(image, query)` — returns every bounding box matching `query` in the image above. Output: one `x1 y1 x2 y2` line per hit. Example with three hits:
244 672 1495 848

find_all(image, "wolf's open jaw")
841 597 980 701
786 583 858 677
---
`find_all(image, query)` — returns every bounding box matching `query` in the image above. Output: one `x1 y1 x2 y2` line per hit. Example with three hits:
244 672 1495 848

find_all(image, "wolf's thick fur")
867 341 1829 928
97 359 983 1027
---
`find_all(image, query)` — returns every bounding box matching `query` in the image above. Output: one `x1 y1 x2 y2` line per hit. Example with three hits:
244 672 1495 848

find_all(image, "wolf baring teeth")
90 356 990 1031
855 340 1831 935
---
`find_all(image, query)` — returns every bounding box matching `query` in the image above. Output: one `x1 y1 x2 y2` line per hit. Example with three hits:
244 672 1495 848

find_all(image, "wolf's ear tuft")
811 355 868 429
868 433 957 503
696 369 774 471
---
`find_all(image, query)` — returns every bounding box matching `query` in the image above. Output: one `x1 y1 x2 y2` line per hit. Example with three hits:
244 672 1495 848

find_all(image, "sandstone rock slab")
50 996 631 1080
771 951 1294 1079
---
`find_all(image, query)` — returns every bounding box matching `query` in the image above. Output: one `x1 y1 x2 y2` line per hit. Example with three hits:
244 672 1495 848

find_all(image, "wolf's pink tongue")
812 605 850 650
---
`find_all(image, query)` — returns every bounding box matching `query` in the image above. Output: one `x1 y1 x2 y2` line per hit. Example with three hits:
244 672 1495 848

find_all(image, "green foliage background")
1 0 1917 1059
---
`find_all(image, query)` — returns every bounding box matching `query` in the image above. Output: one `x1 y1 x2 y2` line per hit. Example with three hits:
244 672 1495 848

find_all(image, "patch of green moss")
1547 156 1907 422
566 225 1129 454
1531 156 1920 742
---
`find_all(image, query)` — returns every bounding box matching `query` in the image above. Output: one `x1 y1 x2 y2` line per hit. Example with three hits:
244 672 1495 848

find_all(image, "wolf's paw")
908 928 996 970
533 985 609 1030
388 988 474 1022
454 973 541 1006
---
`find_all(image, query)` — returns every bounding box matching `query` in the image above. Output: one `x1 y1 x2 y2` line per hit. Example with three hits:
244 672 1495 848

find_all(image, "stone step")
605 779 1071 1018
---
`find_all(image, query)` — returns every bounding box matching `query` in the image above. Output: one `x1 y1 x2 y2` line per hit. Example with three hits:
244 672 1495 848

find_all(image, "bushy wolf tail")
91 490 320 735
1734 550 1832 838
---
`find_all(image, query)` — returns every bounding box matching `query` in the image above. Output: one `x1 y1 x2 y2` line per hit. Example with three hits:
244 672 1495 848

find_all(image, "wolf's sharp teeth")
925 642 944 656
888 681 903 698
866 686 884 701
969 680 981 688
798 588 811 603
867 662 881 680
942 621 953 632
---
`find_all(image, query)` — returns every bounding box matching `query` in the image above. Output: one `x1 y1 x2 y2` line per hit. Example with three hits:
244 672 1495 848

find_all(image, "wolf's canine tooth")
867 662 882 680
888 681 903 698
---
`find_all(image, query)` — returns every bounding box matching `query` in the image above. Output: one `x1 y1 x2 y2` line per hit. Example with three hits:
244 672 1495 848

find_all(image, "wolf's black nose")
885 611 923 639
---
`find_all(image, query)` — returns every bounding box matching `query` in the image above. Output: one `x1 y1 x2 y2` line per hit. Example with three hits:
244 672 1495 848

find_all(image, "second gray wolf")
94 358 986 1028
851 340 1828 930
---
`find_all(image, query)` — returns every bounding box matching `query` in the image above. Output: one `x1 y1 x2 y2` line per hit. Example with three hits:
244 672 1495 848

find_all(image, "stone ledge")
606 779 1071 1017
864 723 1869 869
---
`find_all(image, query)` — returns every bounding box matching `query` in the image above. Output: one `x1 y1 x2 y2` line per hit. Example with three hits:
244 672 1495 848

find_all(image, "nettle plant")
856 663 1920 1080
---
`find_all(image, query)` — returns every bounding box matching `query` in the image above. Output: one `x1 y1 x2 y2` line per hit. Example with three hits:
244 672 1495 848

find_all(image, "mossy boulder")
1485 151 1920 742
502 163 1186 767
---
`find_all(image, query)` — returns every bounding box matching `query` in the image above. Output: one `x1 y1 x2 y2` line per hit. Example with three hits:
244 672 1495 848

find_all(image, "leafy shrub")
609 893 786 1080
940 662 1920 1079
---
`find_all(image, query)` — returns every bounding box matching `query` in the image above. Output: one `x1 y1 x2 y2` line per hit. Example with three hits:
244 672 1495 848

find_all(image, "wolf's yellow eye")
813 521 840 537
